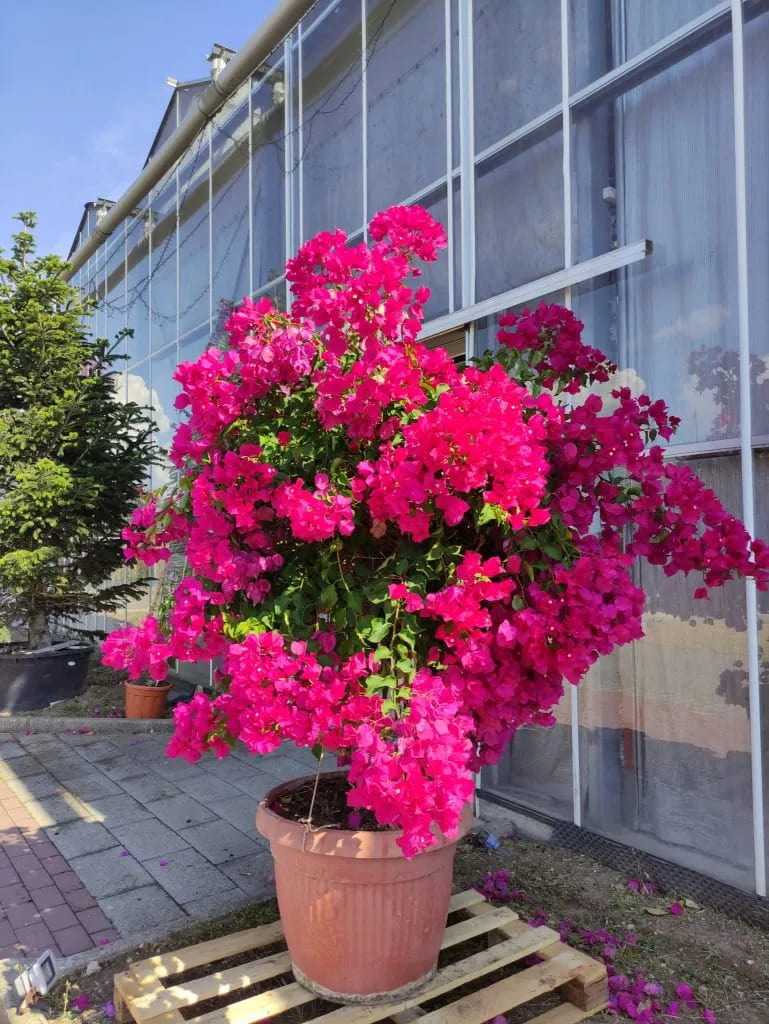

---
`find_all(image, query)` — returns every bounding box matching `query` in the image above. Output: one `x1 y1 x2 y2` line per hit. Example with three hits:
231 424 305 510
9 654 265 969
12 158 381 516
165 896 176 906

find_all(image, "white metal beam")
420 238 652 341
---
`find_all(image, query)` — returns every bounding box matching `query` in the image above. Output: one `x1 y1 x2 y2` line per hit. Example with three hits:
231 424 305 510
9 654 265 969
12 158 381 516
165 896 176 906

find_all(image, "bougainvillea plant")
103 206 769 857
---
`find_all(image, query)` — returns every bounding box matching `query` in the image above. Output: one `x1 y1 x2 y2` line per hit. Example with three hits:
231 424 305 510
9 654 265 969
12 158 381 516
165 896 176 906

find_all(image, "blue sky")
0 0 275 257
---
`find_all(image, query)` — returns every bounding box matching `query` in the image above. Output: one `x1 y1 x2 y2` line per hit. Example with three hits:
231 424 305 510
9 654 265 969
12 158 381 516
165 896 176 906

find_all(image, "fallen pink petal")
668 902 684 916
72 994 89 1012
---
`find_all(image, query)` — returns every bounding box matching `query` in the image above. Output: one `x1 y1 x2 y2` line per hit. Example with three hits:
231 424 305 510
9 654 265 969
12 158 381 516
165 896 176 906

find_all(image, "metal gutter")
63 0 317 281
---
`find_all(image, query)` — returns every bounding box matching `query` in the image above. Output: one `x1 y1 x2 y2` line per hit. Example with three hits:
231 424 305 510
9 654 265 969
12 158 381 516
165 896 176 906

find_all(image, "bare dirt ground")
26 834 767 1024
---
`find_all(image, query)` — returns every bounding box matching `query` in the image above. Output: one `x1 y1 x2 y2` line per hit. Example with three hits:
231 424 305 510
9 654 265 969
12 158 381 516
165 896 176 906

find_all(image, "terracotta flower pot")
256 771 473 1003
124 681 171 719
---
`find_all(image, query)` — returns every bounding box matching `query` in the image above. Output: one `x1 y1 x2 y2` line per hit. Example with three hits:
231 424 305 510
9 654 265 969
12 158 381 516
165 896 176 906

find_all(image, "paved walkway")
0 729 319 960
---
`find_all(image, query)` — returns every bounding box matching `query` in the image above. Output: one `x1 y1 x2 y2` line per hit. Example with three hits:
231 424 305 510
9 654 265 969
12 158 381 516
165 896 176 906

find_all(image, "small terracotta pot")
256 771 473 1003
123 681 171 719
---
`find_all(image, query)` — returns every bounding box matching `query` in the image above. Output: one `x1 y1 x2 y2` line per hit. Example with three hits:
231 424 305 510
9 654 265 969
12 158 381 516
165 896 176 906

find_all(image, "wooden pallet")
113 890 608 1024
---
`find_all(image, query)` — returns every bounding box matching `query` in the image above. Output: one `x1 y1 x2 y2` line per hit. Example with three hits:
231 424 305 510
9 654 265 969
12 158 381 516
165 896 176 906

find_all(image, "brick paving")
0 730 324 960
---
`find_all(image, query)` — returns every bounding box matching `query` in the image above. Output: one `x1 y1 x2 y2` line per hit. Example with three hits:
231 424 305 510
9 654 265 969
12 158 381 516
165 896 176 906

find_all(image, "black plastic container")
0 642 92 712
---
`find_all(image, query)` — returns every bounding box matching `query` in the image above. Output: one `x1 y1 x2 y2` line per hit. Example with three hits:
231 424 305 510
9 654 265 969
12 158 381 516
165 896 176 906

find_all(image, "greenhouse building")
66 0 769 907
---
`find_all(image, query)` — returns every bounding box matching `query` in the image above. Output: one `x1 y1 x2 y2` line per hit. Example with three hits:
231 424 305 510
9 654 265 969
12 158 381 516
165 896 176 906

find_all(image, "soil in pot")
124 680 171 719
257 769 473 1004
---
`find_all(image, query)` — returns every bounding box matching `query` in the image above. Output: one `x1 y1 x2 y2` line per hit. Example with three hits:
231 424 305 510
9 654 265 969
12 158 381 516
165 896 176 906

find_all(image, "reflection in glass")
252 64 287 290
178 133 211 335
569 0 721 92
126 213 150 365
366 0 445 212
419 187 450 321
475 128 564 302
746 11 769 439
483 690 573 819
104 231 126 357
180 322 214 363
474 0 561 154
300 0 363 239
212 93 250 308
572 33 738 445
579 455 754 890
150 345 179 491
150 175 178 352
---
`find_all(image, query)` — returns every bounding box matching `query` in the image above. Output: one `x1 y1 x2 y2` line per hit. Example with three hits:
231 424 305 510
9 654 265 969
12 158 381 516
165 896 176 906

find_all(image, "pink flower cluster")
103 204 769 857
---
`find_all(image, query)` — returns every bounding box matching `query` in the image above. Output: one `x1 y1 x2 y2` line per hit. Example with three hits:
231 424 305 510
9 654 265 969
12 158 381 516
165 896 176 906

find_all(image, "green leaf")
373 645 391 661
319 584 338 609
368 618 389 643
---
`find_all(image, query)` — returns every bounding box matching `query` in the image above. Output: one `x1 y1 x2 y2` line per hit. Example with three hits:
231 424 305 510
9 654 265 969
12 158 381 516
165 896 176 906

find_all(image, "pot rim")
256 770 473 859
0 643 94 661
123 680 172 692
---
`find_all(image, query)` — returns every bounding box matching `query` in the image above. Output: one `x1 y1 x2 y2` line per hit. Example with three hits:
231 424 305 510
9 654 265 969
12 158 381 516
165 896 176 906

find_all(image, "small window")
424 326 467 365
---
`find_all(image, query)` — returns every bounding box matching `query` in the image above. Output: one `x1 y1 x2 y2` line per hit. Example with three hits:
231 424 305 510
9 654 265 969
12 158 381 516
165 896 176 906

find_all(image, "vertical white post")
297 23 305 245
248 75 254 298
560 0 582 829
284 35 294 309
731 0 766 897
361 0 368 237
207 123 213 333
445 0 455 312
458 0 475 308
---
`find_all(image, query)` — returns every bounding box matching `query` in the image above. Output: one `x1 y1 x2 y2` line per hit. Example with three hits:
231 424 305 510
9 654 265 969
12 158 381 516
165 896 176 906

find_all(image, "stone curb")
0 717 175 735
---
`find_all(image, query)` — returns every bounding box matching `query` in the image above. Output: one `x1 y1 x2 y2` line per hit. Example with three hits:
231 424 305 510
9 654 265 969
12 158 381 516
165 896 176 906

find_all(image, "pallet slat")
190 980 315 1024
114 891 607 1024
416 951 589 1024
127 950 293 1021
311 926 564 1024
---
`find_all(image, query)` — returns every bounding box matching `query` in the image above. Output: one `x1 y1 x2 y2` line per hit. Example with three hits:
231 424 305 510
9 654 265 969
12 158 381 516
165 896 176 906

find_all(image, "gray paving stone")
98 884 187 933
0 739 29 758
119 773 182 804
231 771 280 801
45 756 94 781
182 888 251 918
18 737 72 758
203 756 264 785
27 794 90 827
0 754 44 779
63 773 122 801
255 755 308 783
111 819 190 860
96 756 147 782
219 851 275 898
152 758 206 782
213 794 260 836
81 794 154 828
7 773 62 800
143 847 235 904
46 819 117 859
76 739 121 763
179 820 262 864
175 773 242 806
144 794 216 831
130 737 173 762
70 847 152 898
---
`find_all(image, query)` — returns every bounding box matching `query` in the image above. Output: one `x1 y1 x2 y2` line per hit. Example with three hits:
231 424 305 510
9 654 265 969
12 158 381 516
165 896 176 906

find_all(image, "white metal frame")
731 0 766 898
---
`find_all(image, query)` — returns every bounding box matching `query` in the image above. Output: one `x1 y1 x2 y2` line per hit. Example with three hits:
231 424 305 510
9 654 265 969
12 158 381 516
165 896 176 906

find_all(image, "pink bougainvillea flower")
103 204 769 858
